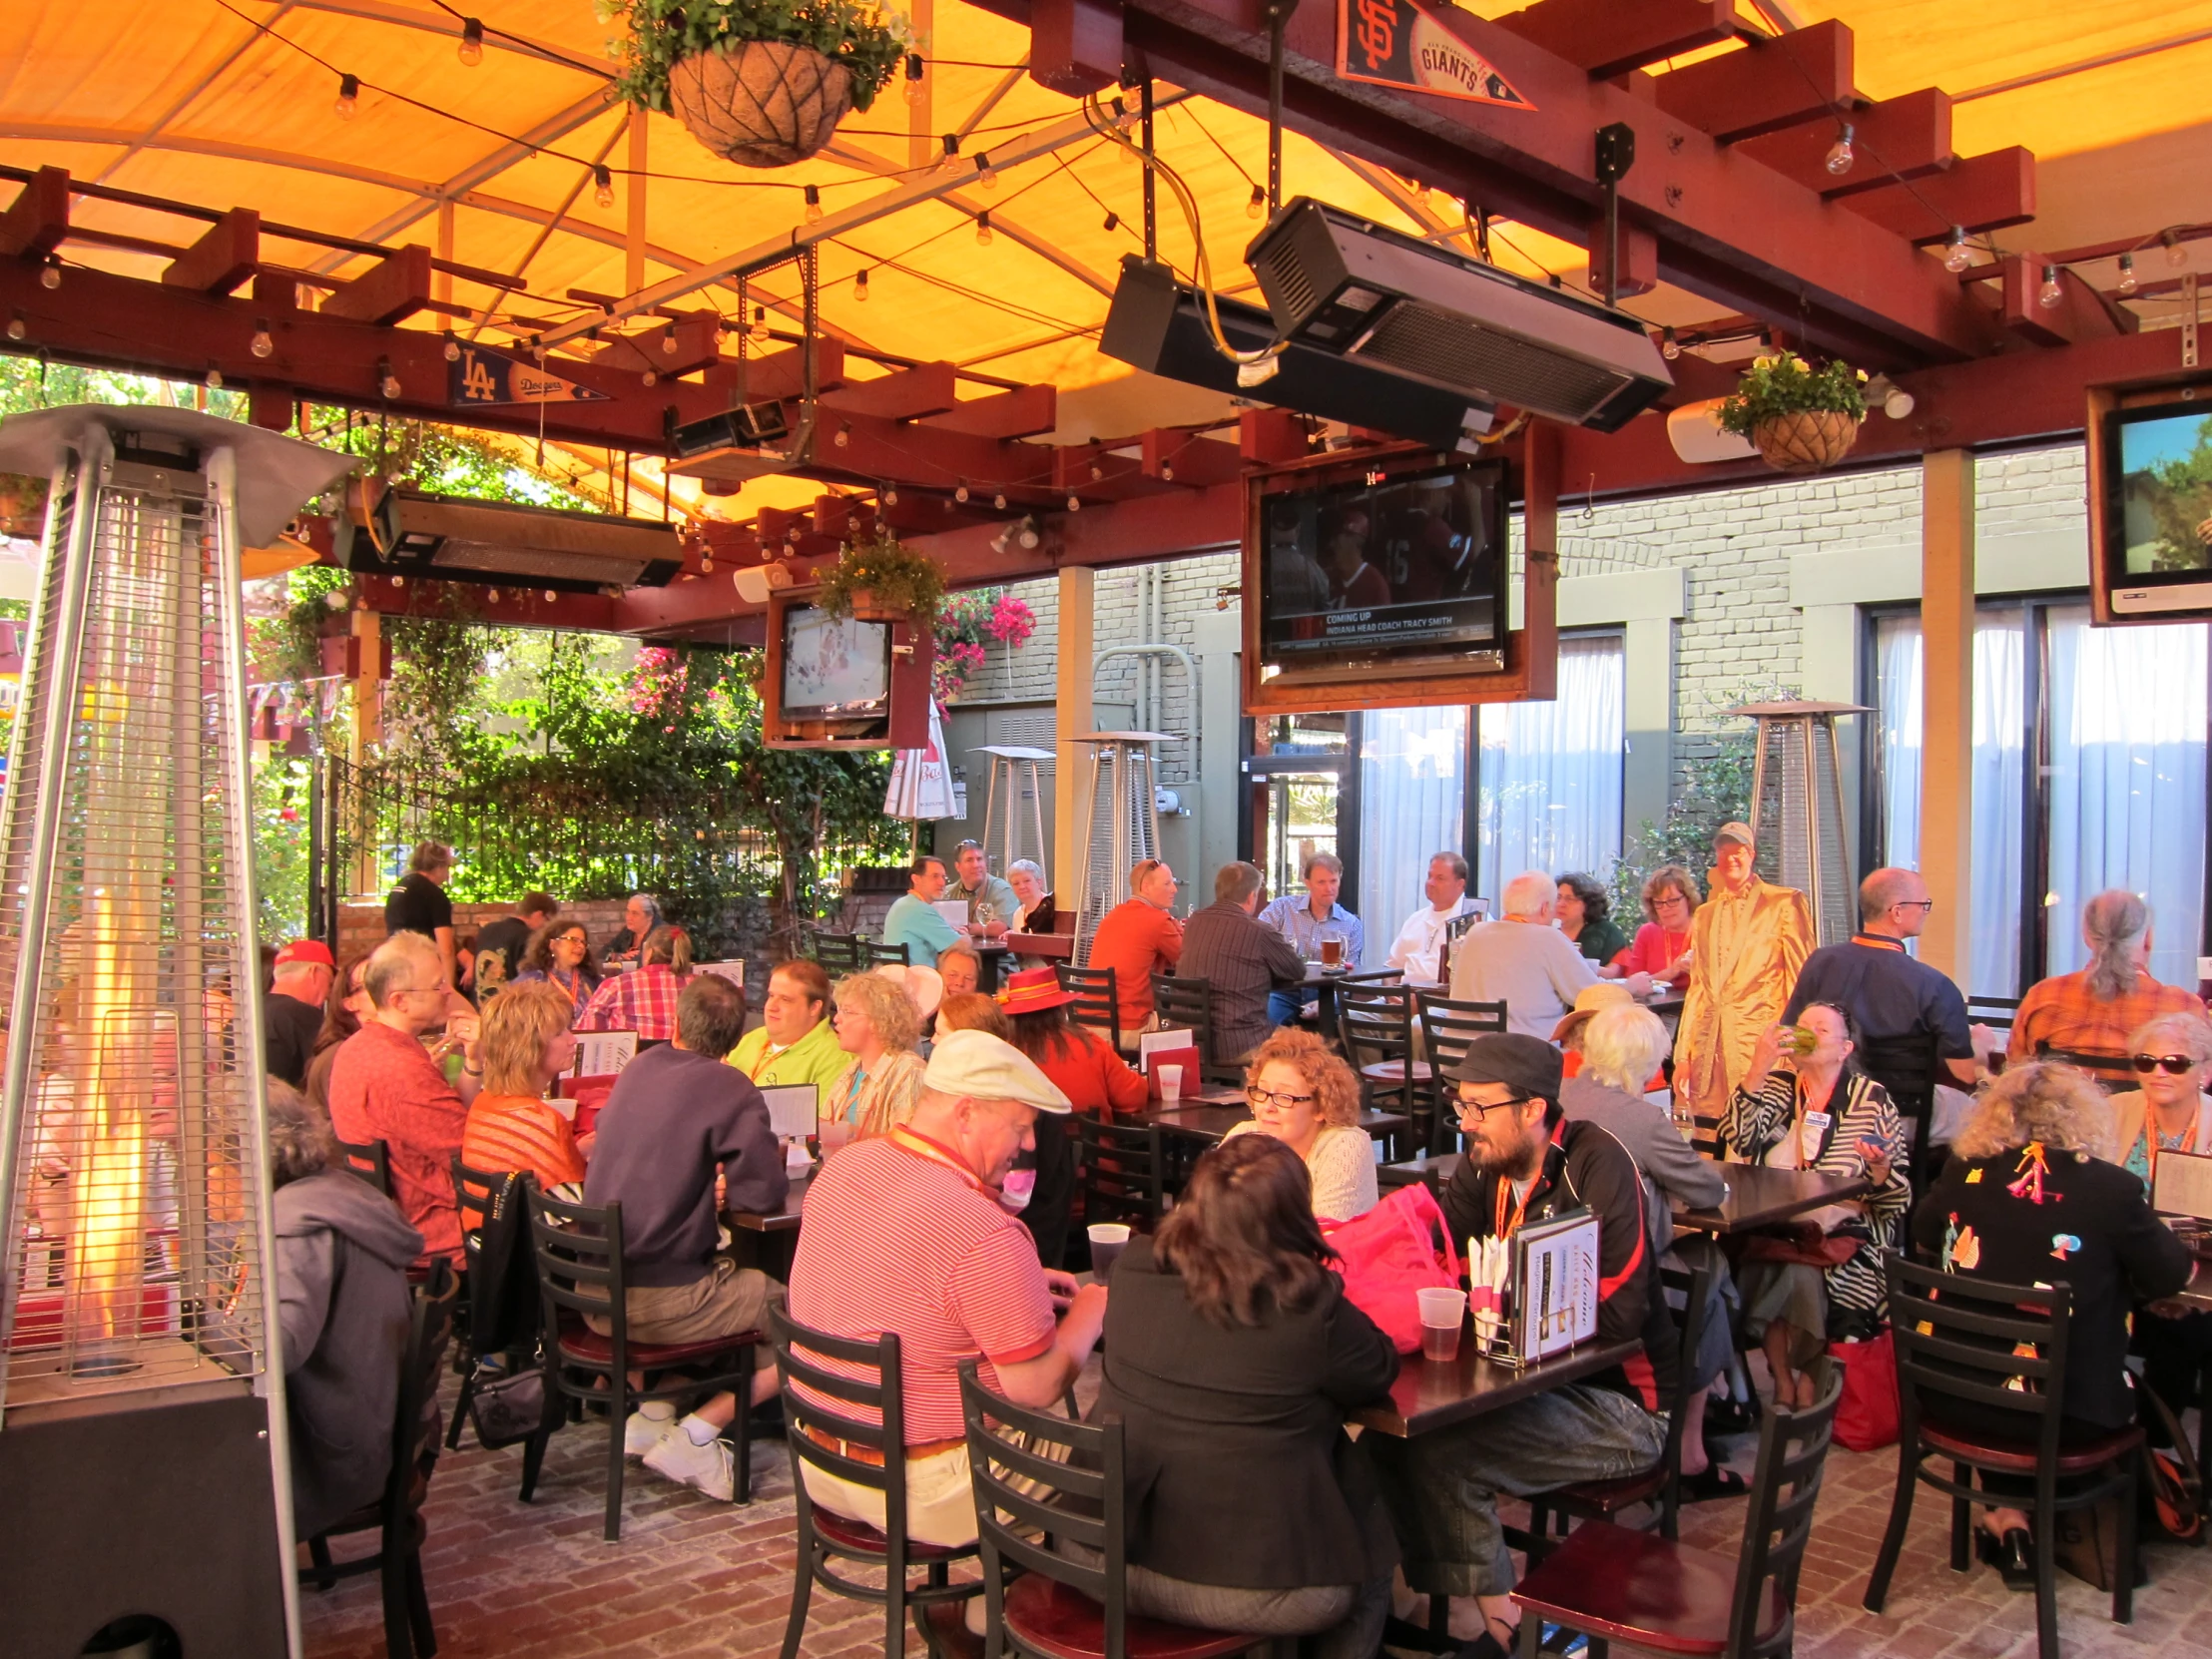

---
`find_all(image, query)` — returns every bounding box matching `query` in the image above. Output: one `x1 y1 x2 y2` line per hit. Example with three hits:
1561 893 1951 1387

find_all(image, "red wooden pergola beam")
1491 0 1739 81
1651 18 1854 144
1051 437 1173 501
820 360 961 420
162 209 261 295
920 383 1058 439
1142 427 1243 487
1998 257 2134 348
1736 89 1953 201
1841 148 2036 244
319 245 435 326
701 338 848 404
0 166 68 261
589 313 723 381
1085 0 1993 367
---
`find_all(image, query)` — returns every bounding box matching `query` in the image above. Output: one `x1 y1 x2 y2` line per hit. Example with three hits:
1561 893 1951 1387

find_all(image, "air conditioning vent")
1353 303 1634 425
1267 243 1317 320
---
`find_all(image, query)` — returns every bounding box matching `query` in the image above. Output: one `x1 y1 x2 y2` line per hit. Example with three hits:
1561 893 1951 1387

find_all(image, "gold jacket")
1674 870 1815 1115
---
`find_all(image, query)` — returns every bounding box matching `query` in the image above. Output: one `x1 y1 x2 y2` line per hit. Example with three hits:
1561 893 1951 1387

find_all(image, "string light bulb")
804 184 823 223
39 259 60 290
1247 185 1267 221
1066 494 1081 512
334 72 359 120
2166 233 2189 269
2117 253 2138 295
976 152 998 191
752 305 770 340
2038 265 2063 309
1660 326 1680 360
661 324 680 356
457 16 483 66
643 368 658 386
594 165 615 210
251 319 275 358
992 492 1007 509
1102 211 1119 234
205 364 224 390
5 310 23 343
376 356 399 399
443 332 461 362
1941 226 1971 274
854 268 869 301
1824 123 1856 177
954 480 970 503
903 53 925 105
883 486 898 506
975 211 993 247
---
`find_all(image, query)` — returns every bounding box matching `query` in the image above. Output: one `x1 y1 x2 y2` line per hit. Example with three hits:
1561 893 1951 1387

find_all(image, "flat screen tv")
781 604 892 721
1254 455 1508 678
2098 395 2212 619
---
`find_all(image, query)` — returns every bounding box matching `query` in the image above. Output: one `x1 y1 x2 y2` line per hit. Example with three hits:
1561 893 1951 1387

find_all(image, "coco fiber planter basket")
668 41 853 168
1752 409 1862 473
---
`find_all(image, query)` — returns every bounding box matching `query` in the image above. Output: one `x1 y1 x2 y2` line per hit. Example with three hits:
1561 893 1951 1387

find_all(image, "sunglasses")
2132 1054 2199 1075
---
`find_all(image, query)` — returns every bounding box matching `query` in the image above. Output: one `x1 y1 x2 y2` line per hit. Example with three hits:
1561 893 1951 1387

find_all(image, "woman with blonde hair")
1602 864 1700 984
827 970 927 1141
460 978 586 1190
1914 1061 2194 1585
1222 1026 1376 1220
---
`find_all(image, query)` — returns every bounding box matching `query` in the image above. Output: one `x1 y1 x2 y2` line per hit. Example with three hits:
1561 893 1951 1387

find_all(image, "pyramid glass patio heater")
0 407 350 1657
1072 731 1177 957
1735 699 1867 949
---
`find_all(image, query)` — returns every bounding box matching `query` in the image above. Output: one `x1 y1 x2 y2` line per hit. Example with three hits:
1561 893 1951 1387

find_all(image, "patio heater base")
0 1392 288 1658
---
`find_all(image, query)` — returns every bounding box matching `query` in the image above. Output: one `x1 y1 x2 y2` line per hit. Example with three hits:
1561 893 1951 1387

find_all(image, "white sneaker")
643 1429 736 1501
625 1404 678 1458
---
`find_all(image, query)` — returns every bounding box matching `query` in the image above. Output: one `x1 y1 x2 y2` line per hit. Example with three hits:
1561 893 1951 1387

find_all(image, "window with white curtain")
1872 603 2205 995
1873 611 2025 998
1474 634 1626 903
1358 705 1468 967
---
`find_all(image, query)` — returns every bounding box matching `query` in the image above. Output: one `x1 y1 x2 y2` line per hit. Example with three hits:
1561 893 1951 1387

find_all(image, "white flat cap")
923 1028 1072 1113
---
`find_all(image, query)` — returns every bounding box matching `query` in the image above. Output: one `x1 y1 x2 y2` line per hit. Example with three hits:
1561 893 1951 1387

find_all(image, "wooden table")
1357 1337 1644 1437
1380 1151 1461 1191
972 939 1011 993
728 1176 810 1235
1672 1162 1872 1234
726 1176 810 1276
1304 962 1354 1033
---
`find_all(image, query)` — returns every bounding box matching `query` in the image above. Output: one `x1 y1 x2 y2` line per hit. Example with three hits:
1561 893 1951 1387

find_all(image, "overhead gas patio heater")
0 406 352 1658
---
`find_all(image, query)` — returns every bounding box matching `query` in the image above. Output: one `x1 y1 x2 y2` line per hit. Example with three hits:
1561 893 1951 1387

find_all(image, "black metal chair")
1526 1259 1719 1558
2034 1041 2132 1092
1075 1115 1168 1229
1865 1255 2142 1659
1966 993 2021 1073
1413 992 1508 1153
1511 1364 1844 1659
1055 962 1122 1053
811 930 866 976
771 1307 983 1659
959 1361 1266 1659
335 1136 393 1199
525 1187 765 1539
866 938 912 967
300 1258 460 1659
1151 973 1237 1085
1336 980 1427 1156
444 1156 516 1450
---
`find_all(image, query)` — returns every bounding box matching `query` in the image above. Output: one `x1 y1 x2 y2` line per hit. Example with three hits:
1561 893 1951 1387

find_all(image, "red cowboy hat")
997 966 1077 1014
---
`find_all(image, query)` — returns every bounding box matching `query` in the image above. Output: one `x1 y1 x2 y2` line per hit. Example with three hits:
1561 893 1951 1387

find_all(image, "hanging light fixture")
376 355 400 399
1066 494 1081 512
1941 226 1972 274
205 364 224 390
1660 325 1680 360
594 165 615 210
1247 185 1267 221
940 133 960 172
1103 211 1119 233
903 53 925 105
975 211 993 247
250 319 275 358
457 16 484 65
2166 233 2189 269
804 184 823 223
39 259 61 290
5 309 25 342
854 268 869 301
333 72 360 119
2116 253 2138 295
2038 265 2063 309
954 480 970 503
1824 123 1856 177
975 152 997 191
992 491 1007 509
442 331 462 362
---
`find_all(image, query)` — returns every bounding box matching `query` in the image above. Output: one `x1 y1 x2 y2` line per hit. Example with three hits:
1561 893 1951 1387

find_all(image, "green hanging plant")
814 529 946 624
1717 353 1869 474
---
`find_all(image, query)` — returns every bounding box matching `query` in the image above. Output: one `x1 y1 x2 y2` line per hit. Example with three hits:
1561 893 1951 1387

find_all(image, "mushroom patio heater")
0 407 350 1658
1071 731 1178 958
1735 699 1867 948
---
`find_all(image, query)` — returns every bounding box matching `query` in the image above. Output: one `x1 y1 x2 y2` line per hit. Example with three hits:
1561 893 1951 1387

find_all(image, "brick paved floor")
299 1371 2212 1659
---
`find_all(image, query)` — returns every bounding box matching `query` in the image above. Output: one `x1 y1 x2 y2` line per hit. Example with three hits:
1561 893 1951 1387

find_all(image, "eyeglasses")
1247 1085 1318 1110
1456 1092 1531 1120
1890 898 1936 912
2133 1054 2198 1075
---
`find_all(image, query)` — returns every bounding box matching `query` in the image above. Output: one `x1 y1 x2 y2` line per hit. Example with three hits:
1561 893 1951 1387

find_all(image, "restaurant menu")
695 958 746 990
2153 1149 2212 1222
572 1029 637 1078
1512 1209 1600 1363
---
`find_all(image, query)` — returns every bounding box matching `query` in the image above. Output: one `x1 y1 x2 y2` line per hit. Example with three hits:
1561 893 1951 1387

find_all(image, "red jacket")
1034 1027 1149 1118
1087 899 1184 1033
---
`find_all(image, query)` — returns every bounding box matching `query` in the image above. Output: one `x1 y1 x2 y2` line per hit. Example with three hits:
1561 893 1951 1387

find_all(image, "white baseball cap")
922 1028 1072 1113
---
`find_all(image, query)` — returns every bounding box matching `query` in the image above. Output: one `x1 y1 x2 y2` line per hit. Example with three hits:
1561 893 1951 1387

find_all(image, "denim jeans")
1267 987 1316 1028
1364 1383 1669 1596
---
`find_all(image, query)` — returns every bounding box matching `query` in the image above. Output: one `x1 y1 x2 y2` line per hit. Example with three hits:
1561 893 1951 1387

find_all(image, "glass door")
1244 712 1360 910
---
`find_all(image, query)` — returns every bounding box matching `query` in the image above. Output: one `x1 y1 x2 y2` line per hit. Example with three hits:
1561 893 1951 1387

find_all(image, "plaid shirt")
2007 969 2204 1071
577 964 686 1041
326 1021 468 1264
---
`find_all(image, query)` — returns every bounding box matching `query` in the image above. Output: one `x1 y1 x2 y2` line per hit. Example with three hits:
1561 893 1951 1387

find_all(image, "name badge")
1805 1111 1833 1133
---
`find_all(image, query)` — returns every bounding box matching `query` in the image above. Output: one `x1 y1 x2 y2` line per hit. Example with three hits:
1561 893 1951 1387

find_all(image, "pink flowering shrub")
932 589 1037 703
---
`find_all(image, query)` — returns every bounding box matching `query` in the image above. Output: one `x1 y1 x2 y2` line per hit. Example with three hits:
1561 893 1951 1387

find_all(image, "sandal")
1679 1464 1750 1502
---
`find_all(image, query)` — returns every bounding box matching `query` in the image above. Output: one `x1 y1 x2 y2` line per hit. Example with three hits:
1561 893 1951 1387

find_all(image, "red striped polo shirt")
787 1130 1055 1442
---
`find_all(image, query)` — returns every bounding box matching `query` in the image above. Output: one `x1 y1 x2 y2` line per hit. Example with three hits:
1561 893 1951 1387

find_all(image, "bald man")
1784 866 1977 1175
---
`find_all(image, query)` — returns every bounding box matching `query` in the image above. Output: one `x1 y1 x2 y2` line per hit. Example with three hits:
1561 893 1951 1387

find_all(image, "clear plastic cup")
818 1118 854 1157
1157 1064 1182 1105
1088 1222 1131 1281
1416 1287 1467 1362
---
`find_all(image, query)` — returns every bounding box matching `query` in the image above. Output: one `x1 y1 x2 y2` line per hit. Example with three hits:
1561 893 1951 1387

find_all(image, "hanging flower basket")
844 586 905 622
1716 353 1869 475
817 530 945 625
668 41 853 168
1752 409 1862 473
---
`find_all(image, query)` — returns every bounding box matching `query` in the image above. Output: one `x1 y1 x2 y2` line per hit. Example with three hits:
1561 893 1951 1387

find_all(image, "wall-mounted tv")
1254 454 1509 680
2097 395 2212 620
781 604 892 722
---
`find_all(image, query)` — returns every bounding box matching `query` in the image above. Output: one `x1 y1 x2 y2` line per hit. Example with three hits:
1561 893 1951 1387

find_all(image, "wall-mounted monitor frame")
2087 377 2212 627
764 589 933 749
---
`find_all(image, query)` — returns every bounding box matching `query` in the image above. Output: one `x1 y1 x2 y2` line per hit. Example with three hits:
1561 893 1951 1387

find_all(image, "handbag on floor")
1828 1328 1900 1451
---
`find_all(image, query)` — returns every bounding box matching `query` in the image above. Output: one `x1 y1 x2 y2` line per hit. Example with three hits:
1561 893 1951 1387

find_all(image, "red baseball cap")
275 939 335 968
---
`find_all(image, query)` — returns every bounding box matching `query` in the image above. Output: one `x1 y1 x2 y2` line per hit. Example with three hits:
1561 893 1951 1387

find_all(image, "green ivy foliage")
1716 354 1868 436
600 0 911 115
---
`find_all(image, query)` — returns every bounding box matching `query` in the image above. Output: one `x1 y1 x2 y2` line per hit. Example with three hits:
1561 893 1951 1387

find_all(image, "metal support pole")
1141 78 1157 264
1266 4 1289 212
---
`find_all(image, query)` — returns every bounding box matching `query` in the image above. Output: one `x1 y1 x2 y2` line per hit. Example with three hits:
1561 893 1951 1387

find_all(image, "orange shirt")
461 1092 588 1194
1087 899 1184 1032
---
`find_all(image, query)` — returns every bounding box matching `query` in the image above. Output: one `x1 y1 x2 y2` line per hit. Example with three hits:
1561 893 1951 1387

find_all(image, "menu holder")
1512 1208 1600 1364
695 959 747 990
1143 1045 1203 1102
2152 1149 2212 1222
572 1029 638 1078
761 1083 820 1139
933 899 970 929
